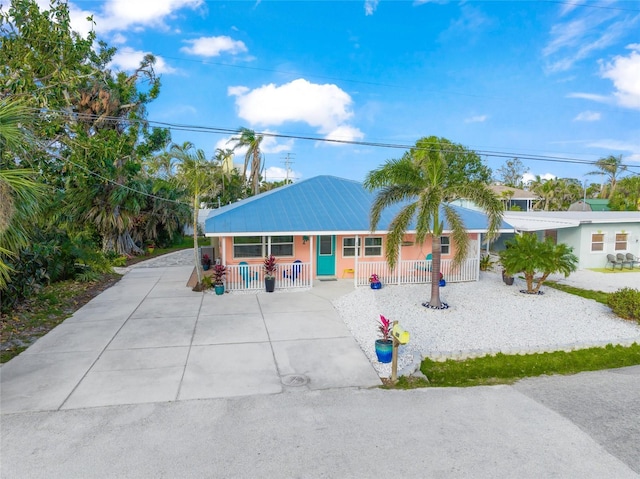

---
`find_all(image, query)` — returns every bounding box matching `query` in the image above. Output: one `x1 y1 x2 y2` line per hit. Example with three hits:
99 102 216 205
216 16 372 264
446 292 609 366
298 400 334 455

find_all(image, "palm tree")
169 142 220 287
588 155 627 199
214 147 235 195
0 99 45 290
364 136 503 309
229 127 263 196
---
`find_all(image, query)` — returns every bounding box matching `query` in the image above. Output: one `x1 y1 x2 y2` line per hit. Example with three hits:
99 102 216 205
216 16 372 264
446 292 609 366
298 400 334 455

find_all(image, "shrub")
608 288 640 322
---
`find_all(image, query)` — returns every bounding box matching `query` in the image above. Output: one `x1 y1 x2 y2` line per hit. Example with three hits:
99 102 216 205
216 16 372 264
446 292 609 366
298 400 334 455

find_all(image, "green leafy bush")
607 288 640 322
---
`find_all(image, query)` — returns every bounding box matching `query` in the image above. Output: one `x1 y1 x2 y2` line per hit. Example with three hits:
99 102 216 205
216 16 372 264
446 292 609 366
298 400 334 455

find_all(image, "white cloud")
263 166 300 182
364 0 379 16
586 139 640 162
522 172 557 185
566 92 611 104
109 47 176 74
228 78 363 141
573 111 601 121
97 0 203 32
542 7 638 73
111 33 127 44
464 115 488 123
215 132 294 157
181 36 247 57
600 45 640 110
324 125 365 144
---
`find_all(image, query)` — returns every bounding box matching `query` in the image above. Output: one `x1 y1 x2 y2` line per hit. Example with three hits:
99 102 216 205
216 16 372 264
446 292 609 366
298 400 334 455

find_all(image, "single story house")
454 185 539 212
204 175 514 291
503 211 640 270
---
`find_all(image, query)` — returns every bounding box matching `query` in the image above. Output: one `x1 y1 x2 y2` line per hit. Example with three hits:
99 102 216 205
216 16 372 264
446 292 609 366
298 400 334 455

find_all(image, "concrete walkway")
1 263 380 413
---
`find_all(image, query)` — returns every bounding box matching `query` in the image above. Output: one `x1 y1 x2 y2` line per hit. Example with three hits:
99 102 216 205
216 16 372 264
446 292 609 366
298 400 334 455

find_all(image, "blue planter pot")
375 339 393 363
214 284 224 295
370 281 382 290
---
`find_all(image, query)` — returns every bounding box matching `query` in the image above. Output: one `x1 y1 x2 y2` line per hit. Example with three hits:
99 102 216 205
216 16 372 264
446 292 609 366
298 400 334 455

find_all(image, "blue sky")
56 0 640 184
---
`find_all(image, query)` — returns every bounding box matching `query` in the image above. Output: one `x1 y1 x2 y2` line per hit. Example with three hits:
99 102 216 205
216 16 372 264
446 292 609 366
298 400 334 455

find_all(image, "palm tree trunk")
192 195 202 287
429 236 442 308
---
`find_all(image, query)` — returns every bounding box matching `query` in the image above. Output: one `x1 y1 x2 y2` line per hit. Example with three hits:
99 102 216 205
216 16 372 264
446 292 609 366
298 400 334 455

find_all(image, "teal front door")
316 235 336 276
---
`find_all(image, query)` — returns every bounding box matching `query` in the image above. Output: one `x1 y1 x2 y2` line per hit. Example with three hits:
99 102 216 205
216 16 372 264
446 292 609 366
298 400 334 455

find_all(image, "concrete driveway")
0 265 381 413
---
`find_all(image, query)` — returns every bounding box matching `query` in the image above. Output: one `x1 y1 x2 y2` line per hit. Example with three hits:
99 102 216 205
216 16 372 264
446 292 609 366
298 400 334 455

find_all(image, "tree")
170 142 220 287
229 127 264 196
499 233 578 294
588 155 627 199
364 136 503 309
608 176 640 211
496 158 529 188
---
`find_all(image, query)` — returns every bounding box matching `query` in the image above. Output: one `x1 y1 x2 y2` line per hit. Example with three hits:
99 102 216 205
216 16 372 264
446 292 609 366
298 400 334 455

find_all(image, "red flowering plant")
369 273 380 283
263 255 277 279
378 314 392 342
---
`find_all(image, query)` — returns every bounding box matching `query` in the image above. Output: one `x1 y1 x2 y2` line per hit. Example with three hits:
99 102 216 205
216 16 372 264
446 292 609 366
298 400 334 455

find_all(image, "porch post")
476 233 481 281
222 236 226 266
309 235 314 287
397 243 401 285
354 234 359 287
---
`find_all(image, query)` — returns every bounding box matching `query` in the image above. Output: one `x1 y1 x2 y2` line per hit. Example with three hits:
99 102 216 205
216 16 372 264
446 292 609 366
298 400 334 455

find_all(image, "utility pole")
282 153 295 183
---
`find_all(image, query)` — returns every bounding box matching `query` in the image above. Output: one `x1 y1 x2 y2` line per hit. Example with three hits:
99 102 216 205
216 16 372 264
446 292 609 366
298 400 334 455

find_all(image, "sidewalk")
1 262 380 413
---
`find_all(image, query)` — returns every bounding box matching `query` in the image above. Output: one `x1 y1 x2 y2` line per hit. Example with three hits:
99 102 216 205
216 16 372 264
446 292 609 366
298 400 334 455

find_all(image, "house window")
440 236 450 255
591 233 604 252
615 233 628 251
233 236 263 258
364 237 383 256
270 235 294 256
342 237 359 257
343 237 383 257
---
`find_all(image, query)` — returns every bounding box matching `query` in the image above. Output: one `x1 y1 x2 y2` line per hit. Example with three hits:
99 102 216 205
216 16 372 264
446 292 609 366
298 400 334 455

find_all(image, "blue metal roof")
205 175 513 235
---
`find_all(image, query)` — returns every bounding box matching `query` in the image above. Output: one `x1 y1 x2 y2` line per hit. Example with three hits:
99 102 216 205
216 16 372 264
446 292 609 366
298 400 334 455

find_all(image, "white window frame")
342 237 383 257
233 236 263 258
233 235 295 258
440 236 450 255
270 235 294 257
591 232 605 253
614 232 628 251
363 237 383 257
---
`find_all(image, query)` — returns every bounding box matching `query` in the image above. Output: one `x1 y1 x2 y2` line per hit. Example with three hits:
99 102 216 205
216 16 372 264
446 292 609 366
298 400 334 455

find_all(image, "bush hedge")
607 288 640 323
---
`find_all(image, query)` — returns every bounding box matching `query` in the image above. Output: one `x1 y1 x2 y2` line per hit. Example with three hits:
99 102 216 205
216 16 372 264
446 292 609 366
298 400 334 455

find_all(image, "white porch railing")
225 261 312 292
355 258 479 286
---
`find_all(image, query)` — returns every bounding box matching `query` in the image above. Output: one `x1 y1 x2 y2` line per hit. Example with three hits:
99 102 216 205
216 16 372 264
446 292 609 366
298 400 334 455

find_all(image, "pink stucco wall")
217 233 478 277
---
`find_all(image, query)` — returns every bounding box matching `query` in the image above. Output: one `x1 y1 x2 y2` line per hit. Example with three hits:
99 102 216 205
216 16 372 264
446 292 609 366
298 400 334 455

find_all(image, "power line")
28 107 640 172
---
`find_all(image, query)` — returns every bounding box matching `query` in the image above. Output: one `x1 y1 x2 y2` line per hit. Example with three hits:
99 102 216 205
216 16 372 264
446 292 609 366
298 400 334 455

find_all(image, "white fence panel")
356 258 478 286
225 262 311 292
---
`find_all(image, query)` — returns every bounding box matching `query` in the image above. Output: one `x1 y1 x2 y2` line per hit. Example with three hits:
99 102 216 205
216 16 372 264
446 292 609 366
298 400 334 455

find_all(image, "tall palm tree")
169 142 220 287
588 155 627 199
229 127 263 196
364 137 503 309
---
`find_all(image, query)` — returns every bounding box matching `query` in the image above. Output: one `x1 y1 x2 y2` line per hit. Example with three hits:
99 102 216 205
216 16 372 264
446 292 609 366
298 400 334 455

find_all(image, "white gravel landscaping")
332 270 640 378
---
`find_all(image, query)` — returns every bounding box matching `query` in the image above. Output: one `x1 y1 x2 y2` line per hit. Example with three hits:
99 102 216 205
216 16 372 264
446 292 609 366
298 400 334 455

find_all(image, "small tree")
499 234 578 294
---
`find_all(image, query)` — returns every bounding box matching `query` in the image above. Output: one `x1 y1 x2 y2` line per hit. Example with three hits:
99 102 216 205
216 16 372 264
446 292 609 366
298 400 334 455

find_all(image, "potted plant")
147 243 155 255
369 273 382 290
374 314 393 363
502 269 514 286
212 264 226 295
201 253 212 271
263 255 277 292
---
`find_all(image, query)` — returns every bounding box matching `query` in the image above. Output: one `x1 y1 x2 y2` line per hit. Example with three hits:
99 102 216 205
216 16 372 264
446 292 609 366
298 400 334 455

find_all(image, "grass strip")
544 280 609 304
391 343 640 389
